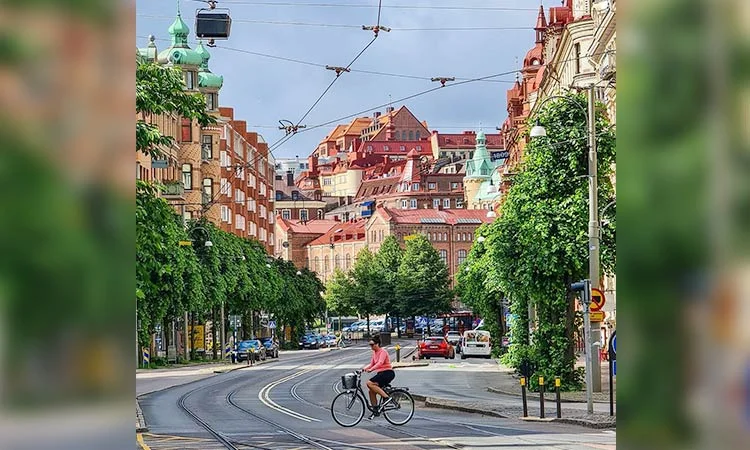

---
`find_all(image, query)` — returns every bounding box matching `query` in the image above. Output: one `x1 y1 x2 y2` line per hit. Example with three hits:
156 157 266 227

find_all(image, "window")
428 182 436 190
410 199 417 209
313 256 319 272
411 183 419 191
367 145 373 151
456 198 464 208
575 43 581 74
468 233 473 241
317 209 324 219
324 178 332 186
202 178 213 204
458 250 467 265
335 255 341 269
451 182 459 190
181 118 192 143
205 92 217 110
383 145 389 151
395 131 400 140
182 164 192 190
443 198 451 208
291 190 300 201
433 198 440 209
275 191 282 201
409 131 414 140
439 249 447 265
259 182 267 196
184 71 195 89
300 209 309 222
427 233 432 241
324 256 329 272
443 233 448 241
183 211 193 222
345 254 351 269
416 145 421 151
416 131 421 140
201 135 213 160
221 205 229 222
220 178 230 197
401 199 408 209
400 145 406 151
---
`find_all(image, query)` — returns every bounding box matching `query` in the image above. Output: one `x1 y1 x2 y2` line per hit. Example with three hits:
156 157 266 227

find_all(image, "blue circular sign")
609 331 616 359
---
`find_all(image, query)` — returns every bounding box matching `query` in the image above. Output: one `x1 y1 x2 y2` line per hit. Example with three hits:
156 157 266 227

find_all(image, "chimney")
386 106 394 114
286 170 294 187
373 111 381 118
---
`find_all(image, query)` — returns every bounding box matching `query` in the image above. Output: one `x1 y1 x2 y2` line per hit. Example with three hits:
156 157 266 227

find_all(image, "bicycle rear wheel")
331 391 365 427
382 389 415 426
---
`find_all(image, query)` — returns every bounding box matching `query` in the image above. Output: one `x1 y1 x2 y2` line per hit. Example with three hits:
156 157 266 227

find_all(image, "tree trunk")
366 314 370 336
396 317 402 338
212 307 218 360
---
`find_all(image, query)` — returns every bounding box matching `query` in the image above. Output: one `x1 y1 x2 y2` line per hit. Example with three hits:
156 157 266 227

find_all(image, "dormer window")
400 145 406 151
185 71 195 89
383 145 389 151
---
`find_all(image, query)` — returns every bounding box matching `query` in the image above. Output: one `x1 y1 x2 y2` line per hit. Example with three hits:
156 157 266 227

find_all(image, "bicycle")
330 370 415 427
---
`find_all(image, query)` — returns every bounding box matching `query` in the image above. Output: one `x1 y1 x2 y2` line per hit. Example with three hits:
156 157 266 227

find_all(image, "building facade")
275 218 339 268
136 11 275 253
306 220 367 283
463 131 506 210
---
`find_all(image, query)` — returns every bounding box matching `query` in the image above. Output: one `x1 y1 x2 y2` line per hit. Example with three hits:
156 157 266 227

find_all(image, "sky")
136 0 557 160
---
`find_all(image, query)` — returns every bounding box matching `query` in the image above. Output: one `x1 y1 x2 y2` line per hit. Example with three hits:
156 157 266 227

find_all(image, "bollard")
395 344 401 362
249 348 255 366
555 377 562 418
539 376 545 418
520 377 528 417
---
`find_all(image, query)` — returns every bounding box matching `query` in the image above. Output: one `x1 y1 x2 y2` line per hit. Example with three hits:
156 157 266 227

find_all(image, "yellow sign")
520 377 526 386
555 378 561 387
179 240 193 246
189 325 205 352
539 376 544 385
403 234 419 241
590 311 606 322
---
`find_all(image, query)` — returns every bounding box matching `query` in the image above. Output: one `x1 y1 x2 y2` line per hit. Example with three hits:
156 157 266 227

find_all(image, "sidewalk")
393 357 616 429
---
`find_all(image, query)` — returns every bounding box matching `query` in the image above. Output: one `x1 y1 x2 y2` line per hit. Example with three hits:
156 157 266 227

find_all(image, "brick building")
365 207 494 282
274 219 339 268
306 220 367 283
136 12 275 252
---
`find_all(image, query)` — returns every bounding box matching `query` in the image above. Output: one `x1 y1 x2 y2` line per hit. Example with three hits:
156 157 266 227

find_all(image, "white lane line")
258 370 321 422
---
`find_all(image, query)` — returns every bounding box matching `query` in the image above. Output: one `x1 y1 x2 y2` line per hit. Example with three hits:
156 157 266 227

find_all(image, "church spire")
534 3 547 44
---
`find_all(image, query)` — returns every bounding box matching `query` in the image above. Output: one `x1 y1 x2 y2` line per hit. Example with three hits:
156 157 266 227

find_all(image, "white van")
460 330 492 359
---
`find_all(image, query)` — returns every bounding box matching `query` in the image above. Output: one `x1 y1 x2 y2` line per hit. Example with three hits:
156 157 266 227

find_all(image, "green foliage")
396 234 453 317
136 62 215 158
325 269 357 317
457 93 616 391
373 236 404 320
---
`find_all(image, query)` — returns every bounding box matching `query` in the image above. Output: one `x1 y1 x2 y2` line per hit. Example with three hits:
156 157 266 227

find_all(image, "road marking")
258 370 321 422
136 433 151 450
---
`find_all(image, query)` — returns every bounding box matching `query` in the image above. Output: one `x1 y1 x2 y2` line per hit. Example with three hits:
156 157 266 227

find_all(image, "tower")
463 131 492 210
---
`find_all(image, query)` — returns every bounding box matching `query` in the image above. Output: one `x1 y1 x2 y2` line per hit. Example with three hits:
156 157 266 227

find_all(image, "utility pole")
582 280 594 414
220 302 225 360
587 84 602 392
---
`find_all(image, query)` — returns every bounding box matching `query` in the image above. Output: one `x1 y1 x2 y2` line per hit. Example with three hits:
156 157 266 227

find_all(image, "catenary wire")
201 1 537 12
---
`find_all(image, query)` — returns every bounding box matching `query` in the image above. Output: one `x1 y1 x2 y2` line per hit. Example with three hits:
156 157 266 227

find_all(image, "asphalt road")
137 346 616 450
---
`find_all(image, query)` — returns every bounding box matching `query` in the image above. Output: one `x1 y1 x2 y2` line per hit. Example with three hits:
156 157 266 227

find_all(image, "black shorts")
369 370 395 387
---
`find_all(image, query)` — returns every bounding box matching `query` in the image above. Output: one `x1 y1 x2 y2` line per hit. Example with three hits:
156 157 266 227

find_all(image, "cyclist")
362 335 395 419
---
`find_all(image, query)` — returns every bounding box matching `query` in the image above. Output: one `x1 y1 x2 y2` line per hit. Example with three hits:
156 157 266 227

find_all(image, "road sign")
151 159 168 169
179 240 193 246
590 288 606 312
609 331 616 360
269 320 276 329
589 311 606 322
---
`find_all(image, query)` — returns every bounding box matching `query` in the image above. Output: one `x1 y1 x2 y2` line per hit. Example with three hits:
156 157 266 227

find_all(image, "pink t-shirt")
364 347 392 372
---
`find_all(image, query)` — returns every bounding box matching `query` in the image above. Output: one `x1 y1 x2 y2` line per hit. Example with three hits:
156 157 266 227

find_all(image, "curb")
136 399 148 432
412 394 616 428
487 386 616 405
212 356 280 373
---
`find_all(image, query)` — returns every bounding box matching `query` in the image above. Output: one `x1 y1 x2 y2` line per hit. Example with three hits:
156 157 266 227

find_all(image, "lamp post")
188 225 214 361
530 85 603 393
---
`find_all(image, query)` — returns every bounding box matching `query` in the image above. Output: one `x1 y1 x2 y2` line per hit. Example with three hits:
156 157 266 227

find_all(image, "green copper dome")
466 130 491 178
195 41 224 89
156 10 202 66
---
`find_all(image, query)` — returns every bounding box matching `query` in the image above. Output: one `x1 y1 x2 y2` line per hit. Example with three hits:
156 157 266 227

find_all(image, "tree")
373 236 403 332
350 248 380 334
396 234 453 321
325 269 357 319
469 93 615 390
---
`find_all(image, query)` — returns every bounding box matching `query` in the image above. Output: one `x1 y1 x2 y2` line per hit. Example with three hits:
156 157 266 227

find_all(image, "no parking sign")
609 331 617 376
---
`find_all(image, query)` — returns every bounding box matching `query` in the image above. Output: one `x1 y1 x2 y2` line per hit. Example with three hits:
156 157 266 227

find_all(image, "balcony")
161 181 185 199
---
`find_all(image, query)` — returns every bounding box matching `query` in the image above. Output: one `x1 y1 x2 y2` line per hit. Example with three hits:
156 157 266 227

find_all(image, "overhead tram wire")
211 1 537 12
200 0 386 212
138 14 530 32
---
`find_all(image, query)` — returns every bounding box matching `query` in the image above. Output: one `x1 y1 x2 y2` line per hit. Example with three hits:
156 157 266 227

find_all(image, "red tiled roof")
307 219 366 246
356 140 432 156
375 206 495 226
277 218 338 234
435 132 504 149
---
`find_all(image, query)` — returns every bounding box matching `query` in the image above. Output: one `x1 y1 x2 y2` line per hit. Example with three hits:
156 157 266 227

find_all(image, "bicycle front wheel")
382 389 415 426
331 391 365 427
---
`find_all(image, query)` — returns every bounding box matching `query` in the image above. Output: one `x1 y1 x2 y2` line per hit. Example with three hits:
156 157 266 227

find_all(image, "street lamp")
530 85 603 404
296 270 302 276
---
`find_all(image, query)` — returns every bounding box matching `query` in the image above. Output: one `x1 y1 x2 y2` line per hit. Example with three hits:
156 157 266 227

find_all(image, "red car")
417 336 455 359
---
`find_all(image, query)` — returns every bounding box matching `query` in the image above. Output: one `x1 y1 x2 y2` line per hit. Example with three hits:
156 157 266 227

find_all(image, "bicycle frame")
345 372 380 413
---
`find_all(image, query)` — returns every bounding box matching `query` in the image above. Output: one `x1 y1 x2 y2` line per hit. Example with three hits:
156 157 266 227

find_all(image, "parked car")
342 321 364 332
259 337 279 358
417 336 455 359
460 330 492 359
445 331 462 351
237 340 267 362
325 334 337 347
315 334 328 348
299 334 320 350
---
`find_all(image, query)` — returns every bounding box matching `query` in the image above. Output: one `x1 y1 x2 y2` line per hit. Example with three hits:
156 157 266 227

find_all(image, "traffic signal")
569 281 586 291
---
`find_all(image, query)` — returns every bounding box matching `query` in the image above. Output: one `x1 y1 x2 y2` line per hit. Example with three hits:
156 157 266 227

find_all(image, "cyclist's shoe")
366 411 380 420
